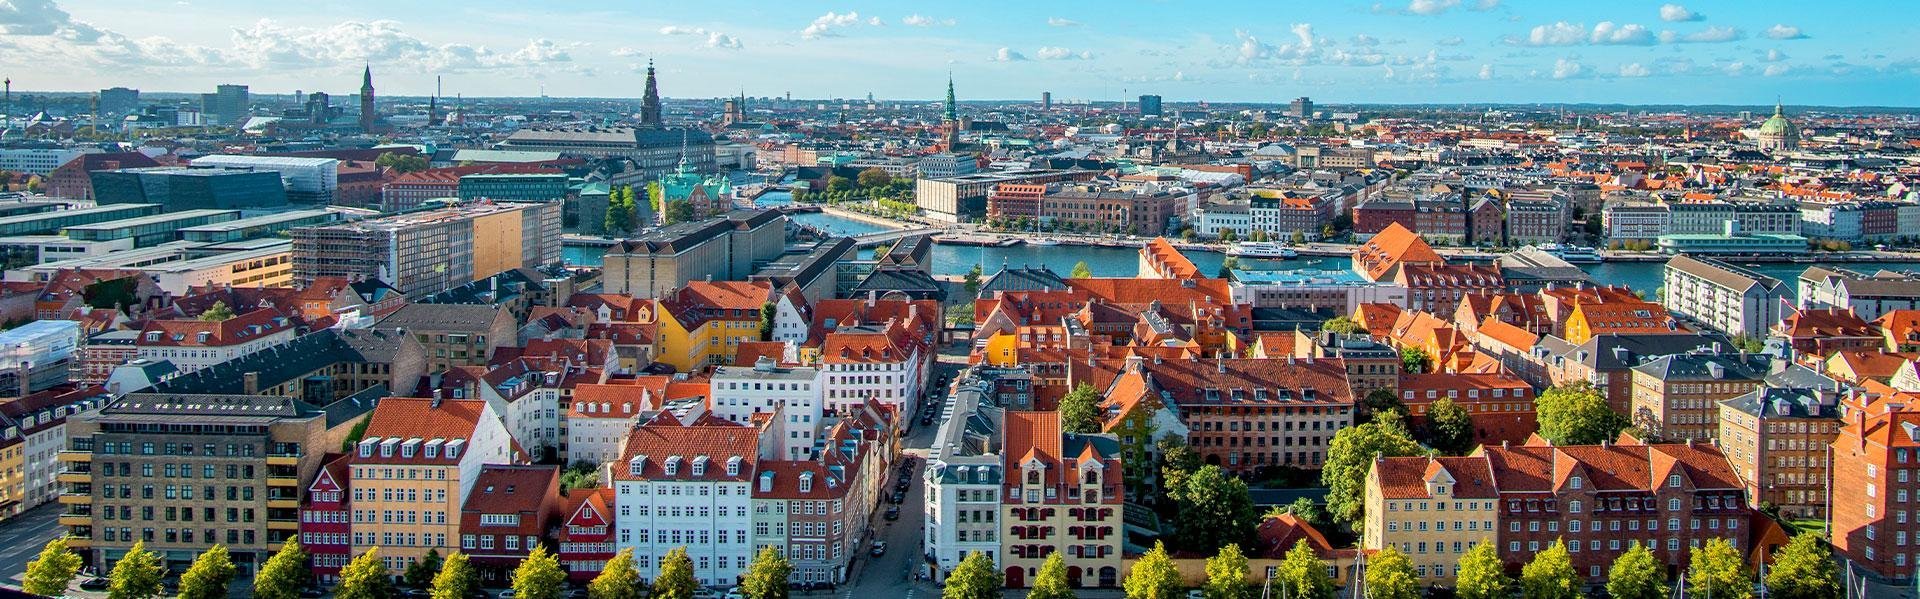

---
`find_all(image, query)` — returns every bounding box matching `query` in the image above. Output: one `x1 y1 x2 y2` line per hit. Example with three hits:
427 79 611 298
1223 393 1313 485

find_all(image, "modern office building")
9 239 295 293
457 173 569 202
290 201 562 297
1137 95 1163 117
98 87 140 116
62 209 242 248
176 210 340 244
601 210 787 297
90 167 288 211
60 392 347 574
0 147 89 176
201 85 250 126
1288 97 1313 118
187 156 339 204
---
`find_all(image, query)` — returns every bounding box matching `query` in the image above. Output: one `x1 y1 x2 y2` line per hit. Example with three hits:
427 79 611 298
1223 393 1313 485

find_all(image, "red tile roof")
612 412 758 482
1354 222 1444 281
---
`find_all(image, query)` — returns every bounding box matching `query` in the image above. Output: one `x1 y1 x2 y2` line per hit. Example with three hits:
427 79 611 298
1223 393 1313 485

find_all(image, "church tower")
641 60 663 126
358 65 376 133
943 76 959 149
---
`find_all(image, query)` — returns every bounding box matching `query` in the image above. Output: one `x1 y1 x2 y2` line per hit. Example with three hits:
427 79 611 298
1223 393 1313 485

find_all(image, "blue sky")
2 0 1916 106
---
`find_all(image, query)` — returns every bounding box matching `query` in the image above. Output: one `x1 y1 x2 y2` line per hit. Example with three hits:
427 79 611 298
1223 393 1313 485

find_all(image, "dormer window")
629 454 648 476
664 456 681 476
727 456 742 477
691 456 708 477
357 438 377 458
1569 476 1582 490
1667 475 1681 488
799 471 814 493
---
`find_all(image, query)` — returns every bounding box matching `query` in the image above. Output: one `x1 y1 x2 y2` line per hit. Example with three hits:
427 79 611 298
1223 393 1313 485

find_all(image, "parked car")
498 589 517 599
870 541 888 557
885 506 901 521
723 587 744 599
79 577 109 592
890 490 906 504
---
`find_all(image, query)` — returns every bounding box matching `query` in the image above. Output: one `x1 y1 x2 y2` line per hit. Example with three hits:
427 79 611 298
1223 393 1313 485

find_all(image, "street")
0 502 71 586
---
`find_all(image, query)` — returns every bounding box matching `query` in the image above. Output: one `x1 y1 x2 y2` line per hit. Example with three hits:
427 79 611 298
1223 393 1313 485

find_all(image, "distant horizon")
2 1 1916 107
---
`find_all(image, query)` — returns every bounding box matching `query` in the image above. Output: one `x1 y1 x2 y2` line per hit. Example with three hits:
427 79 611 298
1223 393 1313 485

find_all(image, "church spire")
361 65 373 91
641 59 662 126
359 65 376 134
944 75 957 124
944 75 959 150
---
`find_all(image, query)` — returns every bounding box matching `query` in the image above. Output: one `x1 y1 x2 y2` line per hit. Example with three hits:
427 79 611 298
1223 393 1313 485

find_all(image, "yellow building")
1363 456 1500 583
653 281 771 371
1000 411 1126 588
349 397 516 573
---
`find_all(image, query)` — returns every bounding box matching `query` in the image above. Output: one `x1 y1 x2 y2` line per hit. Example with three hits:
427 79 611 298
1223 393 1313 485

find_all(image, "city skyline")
0 0 1914 107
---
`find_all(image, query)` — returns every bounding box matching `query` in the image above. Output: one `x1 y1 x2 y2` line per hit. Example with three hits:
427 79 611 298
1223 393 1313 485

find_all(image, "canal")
557 209 1920 302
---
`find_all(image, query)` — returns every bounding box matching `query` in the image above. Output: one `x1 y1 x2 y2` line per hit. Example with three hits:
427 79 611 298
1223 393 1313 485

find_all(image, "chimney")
867 290 877 307
432 388 444 408
1216 356 1226 374
242 371 260 395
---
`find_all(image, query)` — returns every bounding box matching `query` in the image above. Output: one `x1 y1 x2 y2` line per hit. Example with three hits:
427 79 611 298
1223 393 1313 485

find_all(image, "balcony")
267 498 299 509
56 471 90 484
57 450 90 463
265 476 299 487
57 493 91 505
266 519 299 531
58 513 90 527
63 537 90 549
266 453 300 467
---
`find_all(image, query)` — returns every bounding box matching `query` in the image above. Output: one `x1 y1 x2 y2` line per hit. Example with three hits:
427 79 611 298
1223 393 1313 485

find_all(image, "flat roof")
176 209 335 234
0 204 158 227
1233 268 1373 285
23 239 289 273
189 155 339 167
62 209 239 231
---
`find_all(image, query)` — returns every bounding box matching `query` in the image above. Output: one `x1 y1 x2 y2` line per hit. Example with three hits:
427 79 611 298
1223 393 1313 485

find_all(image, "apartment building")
654 281 774 372
556 488 617 583
1718 386 1841 519
62 393 342 573
134 308 299 373
0 387 105 520
1798 266 1920 321
750 408 893 585
814 298 938 418
601 210 787 298
459 465 562 581
613 413 760 587
711 358 824 460
984 183 1181 236
347 397 517 573
301 457 352 582
1629 352 1771 441
1398 372 1536 447
924 378 1005 584
1831 401 1920 580
999 411 1124 589
377 304 516 371
290 201 562 297
1362 456 1499 584
1662 255 1791 338
1133 357 1354 472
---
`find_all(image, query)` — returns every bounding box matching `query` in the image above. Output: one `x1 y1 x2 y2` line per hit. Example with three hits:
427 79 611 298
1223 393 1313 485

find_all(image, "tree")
1399 347 1432 374
963 264 983 296
107 540 165 599
1364 546 1420 599
1158 436 1203 507
1124 542 1183 599
253 540 309 599
826 175 853 193
604 186 635 235
376 152 429 173
1687 538 1751 599
1058 383 1102 434
1536 382 1628 445
1519 540 1578 599
1030 552 1076 599
1271 540 1335 599
1322 419 1420 528
1219 230 1237 243
336 548 393 599
1607 542 1666 599
405 548 444 588
1203 544 1249 599
739 546 792 599
341 415 373 453
1361 388 1408 423
758 302 777 341
1455 542 1511 599
857 168 893 189
432 552 481 599
943 551 1002 599
198 300 236 321
1290 230 1307 245
512 546 566 599
663 199 695 225
1765 531 1839 599
1070 260 1093 279
1321 316 1359 335
1175 465 1259 553
24 537 83 597
1424 397 1476 455
179 544 238 599
652 547 697 599
1284 497 1325 526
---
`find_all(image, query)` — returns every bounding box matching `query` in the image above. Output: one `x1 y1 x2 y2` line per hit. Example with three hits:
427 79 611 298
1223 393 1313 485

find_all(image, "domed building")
1756 101 1800 153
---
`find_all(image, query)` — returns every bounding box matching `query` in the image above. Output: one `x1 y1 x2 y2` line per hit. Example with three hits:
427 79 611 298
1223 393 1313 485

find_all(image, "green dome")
1758 103 1797 136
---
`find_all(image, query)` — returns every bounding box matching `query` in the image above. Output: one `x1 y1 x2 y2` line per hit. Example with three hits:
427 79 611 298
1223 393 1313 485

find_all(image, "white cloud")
801 11 862 40
1407 0 1459 15
1035 46 1092 60
1763 49 1787 63
659 25 705 36
1552 58 1588 79
1723 61 1747 76
1618 62 1650 77
1478 63 1494 79
1659 4 1702 22
1590 22 1654 45
902 14 932 26
1765 24 1807 40
990 47 1027 62
1352 34 1380 47
1764 63 1790 77
610 47 644 58
705 32 742 50
1471 0 1500 10
1666 25 1742 43
1521 21 1585 46
866 16 883 26
1437 36 1463 46
226 20 574 71
1047 17 1081 27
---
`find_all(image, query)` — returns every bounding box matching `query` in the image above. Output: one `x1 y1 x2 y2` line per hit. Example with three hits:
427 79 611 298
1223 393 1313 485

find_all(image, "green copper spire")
944 76 957 123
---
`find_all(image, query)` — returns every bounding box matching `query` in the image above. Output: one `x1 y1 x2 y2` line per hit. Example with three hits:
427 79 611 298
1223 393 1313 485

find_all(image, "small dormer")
379 438 399 458
628 454 649 476
691 455 709 477
357 437 379 458
799 471 814 493
445 439 464 459
727 455 742 477
424 439 443 459
145 331 161 343
400 438 420 459
1425 467 1456 497
664 456 682 476
759 470 774 492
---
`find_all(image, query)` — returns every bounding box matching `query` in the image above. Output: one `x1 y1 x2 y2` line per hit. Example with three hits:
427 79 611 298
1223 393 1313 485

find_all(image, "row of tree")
25 537 806 599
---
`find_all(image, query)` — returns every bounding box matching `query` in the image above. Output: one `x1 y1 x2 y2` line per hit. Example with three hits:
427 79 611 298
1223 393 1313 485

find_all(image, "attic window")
1667 475 1681 488
727 456 742 477
1569 476 1582 490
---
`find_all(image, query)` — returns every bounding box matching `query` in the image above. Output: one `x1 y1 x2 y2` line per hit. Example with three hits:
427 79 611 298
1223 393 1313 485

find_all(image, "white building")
711 358 823 460
1662 255 1792 339
614 414 760 588
770 292 810 346
0 147 90 176
134 309 298 373
564 382 653 466
468 363 564 460
821 328 926 419
1193 203 1252 239
1602 202 1672 241
922 377 1003 582
188 155 339 203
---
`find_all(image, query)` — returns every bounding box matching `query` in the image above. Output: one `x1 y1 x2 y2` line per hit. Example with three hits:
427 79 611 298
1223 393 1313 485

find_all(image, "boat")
1025 239 1062 247
1226 241 1299 259
1537 243 1604 263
